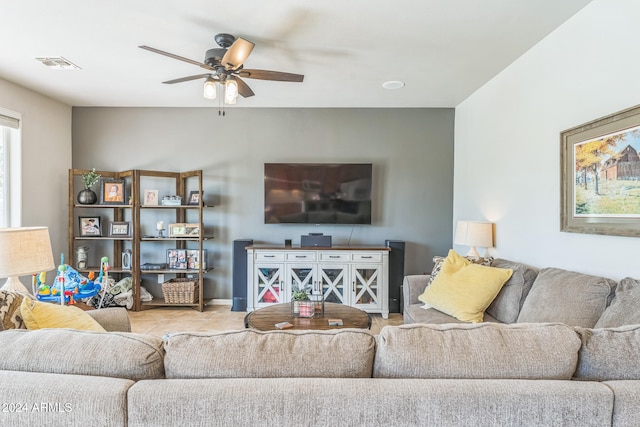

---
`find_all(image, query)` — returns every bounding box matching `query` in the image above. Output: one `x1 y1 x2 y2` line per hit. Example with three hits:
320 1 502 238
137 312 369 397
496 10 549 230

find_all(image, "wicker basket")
162 278 198 304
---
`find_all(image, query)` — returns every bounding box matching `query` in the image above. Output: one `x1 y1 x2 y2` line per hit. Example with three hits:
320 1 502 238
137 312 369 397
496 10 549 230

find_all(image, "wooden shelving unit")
68 169 213 311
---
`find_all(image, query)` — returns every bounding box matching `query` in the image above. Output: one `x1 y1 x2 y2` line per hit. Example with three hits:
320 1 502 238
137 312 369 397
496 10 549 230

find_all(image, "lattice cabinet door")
255 263 285 307
318 264 349 305
351 264 383 312
285 264 317 299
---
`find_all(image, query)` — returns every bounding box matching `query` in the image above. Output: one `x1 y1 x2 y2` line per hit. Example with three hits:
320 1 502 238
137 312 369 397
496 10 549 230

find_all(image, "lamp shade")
0 227 55 293
454 221 493 257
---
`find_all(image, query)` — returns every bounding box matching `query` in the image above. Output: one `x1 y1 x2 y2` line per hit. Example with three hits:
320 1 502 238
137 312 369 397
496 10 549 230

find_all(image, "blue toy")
36 253 101 305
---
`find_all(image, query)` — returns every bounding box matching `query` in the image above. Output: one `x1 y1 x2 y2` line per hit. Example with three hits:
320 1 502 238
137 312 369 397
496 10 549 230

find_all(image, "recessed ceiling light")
382 80 405 90
35 57 81 70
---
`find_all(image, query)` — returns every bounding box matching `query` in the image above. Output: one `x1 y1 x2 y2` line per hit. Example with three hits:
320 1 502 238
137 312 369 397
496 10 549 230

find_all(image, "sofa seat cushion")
516 267 616 328
595 277 640 328
404 304 500 324
0 370 133 427
574 324 640 381
419 250 513 323
486 259 538 323
128 378 612 427
373 323 580 379
602 380 640 427
0 290 26 330
0 329 165 380
164 329 375 379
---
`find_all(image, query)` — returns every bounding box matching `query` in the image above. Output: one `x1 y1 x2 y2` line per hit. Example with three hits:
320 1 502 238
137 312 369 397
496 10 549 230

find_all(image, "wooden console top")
245 245 390 251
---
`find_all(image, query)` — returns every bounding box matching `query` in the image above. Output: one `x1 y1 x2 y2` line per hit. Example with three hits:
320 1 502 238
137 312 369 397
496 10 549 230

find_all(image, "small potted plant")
291 283 312 317
77 168 101 205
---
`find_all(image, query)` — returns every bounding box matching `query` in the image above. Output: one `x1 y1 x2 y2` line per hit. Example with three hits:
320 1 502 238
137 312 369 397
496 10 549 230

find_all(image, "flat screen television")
264 163 372 224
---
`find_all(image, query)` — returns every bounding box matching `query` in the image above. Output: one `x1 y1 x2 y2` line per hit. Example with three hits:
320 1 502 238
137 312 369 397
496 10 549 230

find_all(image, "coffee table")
244 302 371 331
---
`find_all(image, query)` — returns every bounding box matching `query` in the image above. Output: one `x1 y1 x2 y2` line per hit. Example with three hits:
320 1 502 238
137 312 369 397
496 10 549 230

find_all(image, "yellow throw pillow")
419 250 512 322
20 298 106 332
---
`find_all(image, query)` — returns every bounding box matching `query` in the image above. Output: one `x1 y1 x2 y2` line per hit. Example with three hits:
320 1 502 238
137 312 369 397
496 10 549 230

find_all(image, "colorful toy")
36 253 101 305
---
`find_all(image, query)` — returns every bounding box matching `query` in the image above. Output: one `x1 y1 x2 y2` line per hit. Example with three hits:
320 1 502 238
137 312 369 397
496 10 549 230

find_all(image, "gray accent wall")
72 107 454 300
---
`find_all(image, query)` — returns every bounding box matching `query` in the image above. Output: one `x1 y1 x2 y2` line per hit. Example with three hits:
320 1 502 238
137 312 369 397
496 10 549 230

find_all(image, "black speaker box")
386 240 405 314
301 234 332 247
231 239 253 311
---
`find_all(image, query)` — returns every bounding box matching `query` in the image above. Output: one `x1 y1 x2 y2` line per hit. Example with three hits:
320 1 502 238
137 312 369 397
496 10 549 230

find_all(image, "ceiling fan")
139 33 304 104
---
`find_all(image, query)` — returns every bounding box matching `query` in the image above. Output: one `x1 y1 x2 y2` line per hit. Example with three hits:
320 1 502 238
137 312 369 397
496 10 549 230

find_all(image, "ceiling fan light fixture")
203 77 217 99
225 79 238 105
221 37 255 70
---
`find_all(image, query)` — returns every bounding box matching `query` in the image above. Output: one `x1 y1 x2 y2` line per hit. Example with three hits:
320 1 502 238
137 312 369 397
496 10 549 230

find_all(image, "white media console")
246 245 390 319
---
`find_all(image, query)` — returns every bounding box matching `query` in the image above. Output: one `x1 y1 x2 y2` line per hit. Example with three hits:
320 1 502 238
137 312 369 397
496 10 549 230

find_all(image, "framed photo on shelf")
166 249 187 269
168 223 200 237
143 189 159 206
109 221 130 237
188 191 202 205
186 249 207 269
100 179 126 204
79 216 102 237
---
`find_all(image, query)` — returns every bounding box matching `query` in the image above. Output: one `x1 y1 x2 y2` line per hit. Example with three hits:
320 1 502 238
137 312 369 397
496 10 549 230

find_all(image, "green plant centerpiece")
81 168 101 189
291 283 311 317
77 168 101 205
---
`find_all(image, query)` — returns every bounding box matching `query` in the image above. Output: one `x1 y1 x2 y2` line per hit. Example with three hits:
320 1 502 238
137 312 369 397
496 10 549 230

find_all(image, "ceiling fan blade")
163 74 212 84
237 69 304 82
221 37 255 70
234 76 255 98
139 45 215 71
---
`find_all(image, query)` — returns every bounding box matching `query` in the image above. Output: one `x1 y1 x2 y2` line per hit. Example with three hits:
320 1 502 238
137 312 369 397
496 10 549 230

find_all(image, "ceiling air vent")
35 57 81 70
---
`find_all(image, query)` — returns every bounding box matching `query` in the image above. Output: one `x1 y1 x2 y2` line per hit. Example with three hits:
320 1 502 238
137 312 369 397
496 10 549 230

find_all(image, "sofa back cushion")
516 268 616 328
595 277 640 328
164 329 375 379
574 324 640 380
373 323 580 379
486 259 538 323
0 329 165 380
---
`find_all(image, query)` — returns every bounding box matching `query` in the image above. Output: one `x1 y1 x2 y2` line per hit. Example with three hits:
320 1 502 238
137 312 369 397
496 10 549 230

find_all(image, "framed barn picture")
561 104 640 237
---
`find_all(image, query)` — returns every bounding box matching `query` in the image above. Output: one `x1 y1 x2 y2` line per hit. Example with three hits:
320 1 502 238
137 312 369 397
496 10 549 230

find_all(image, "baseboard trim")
206 298 232 306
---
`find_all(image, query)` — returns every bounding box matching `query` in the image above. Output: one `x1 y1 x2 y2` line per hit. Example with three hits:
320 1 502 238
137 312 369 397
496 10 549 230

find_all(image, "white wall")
72 107 455 299
454 0 640 280
0 78 72 267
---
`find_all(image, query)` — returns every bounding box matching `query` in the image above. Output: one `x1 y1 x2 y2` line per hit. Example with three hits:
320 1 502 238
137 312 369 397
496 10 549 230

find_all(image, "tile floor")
128 304 404 336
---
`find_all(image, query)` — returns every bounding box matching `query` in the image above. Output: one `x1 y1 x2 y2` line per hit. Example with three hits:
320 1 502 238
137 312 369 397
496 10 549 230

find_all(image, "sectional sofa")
1 256 640 426
404 258 640 329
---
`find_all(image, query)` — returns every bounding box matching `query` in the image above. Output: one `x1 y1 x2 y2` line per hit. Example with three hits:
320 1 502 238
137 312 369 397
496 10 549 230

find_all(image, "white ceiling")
0 0 592 108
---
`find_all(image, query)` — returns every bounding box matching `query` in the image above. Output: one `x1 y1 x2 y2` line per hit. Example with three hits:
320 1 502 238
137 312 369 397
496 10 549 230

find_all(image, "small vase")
77 188 97 205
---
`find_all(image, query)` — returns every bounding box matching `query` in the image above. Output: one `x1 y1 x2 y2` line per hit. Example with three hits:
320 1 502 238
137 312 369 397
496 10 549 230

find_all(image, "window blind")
0 114 19 129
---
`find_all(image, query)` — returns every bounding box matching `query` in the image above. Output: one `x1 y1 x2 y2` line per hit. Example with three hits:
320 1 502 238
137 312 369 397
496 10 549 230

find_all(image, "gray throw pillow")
595 277 640 328
517 267 616 328
486 259 538 323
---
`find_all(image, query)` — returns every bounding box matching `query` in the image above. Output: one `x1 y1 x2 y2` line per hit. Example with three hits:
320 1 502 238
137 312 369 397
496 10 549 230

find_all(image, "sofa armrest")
86 307 131 332
403 275 430 307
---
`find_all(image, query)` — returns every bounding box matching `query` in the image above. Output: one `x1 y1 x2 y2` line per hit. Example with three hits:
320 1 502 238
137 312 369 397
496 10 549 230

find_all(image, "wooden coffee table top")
245 302 371 331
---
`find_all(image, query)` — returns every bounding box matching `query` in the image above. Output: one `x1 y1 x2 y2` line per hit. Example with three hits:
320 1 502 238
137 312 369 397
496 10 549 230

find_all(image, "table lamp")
454 220 493 258
0 227 55 294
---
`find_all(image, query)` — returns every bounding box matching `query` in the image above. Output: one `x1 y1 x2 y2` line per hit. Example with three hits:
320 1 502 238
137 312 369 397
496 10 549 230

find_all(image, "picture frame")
561 104 640 237
188 191 202 205
143 189 159 206
166 249 187 269
79 216 102 237
168 223 200 238
166 249 207 270
186 249 207 269
100 179 126 205
109 221 131 237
